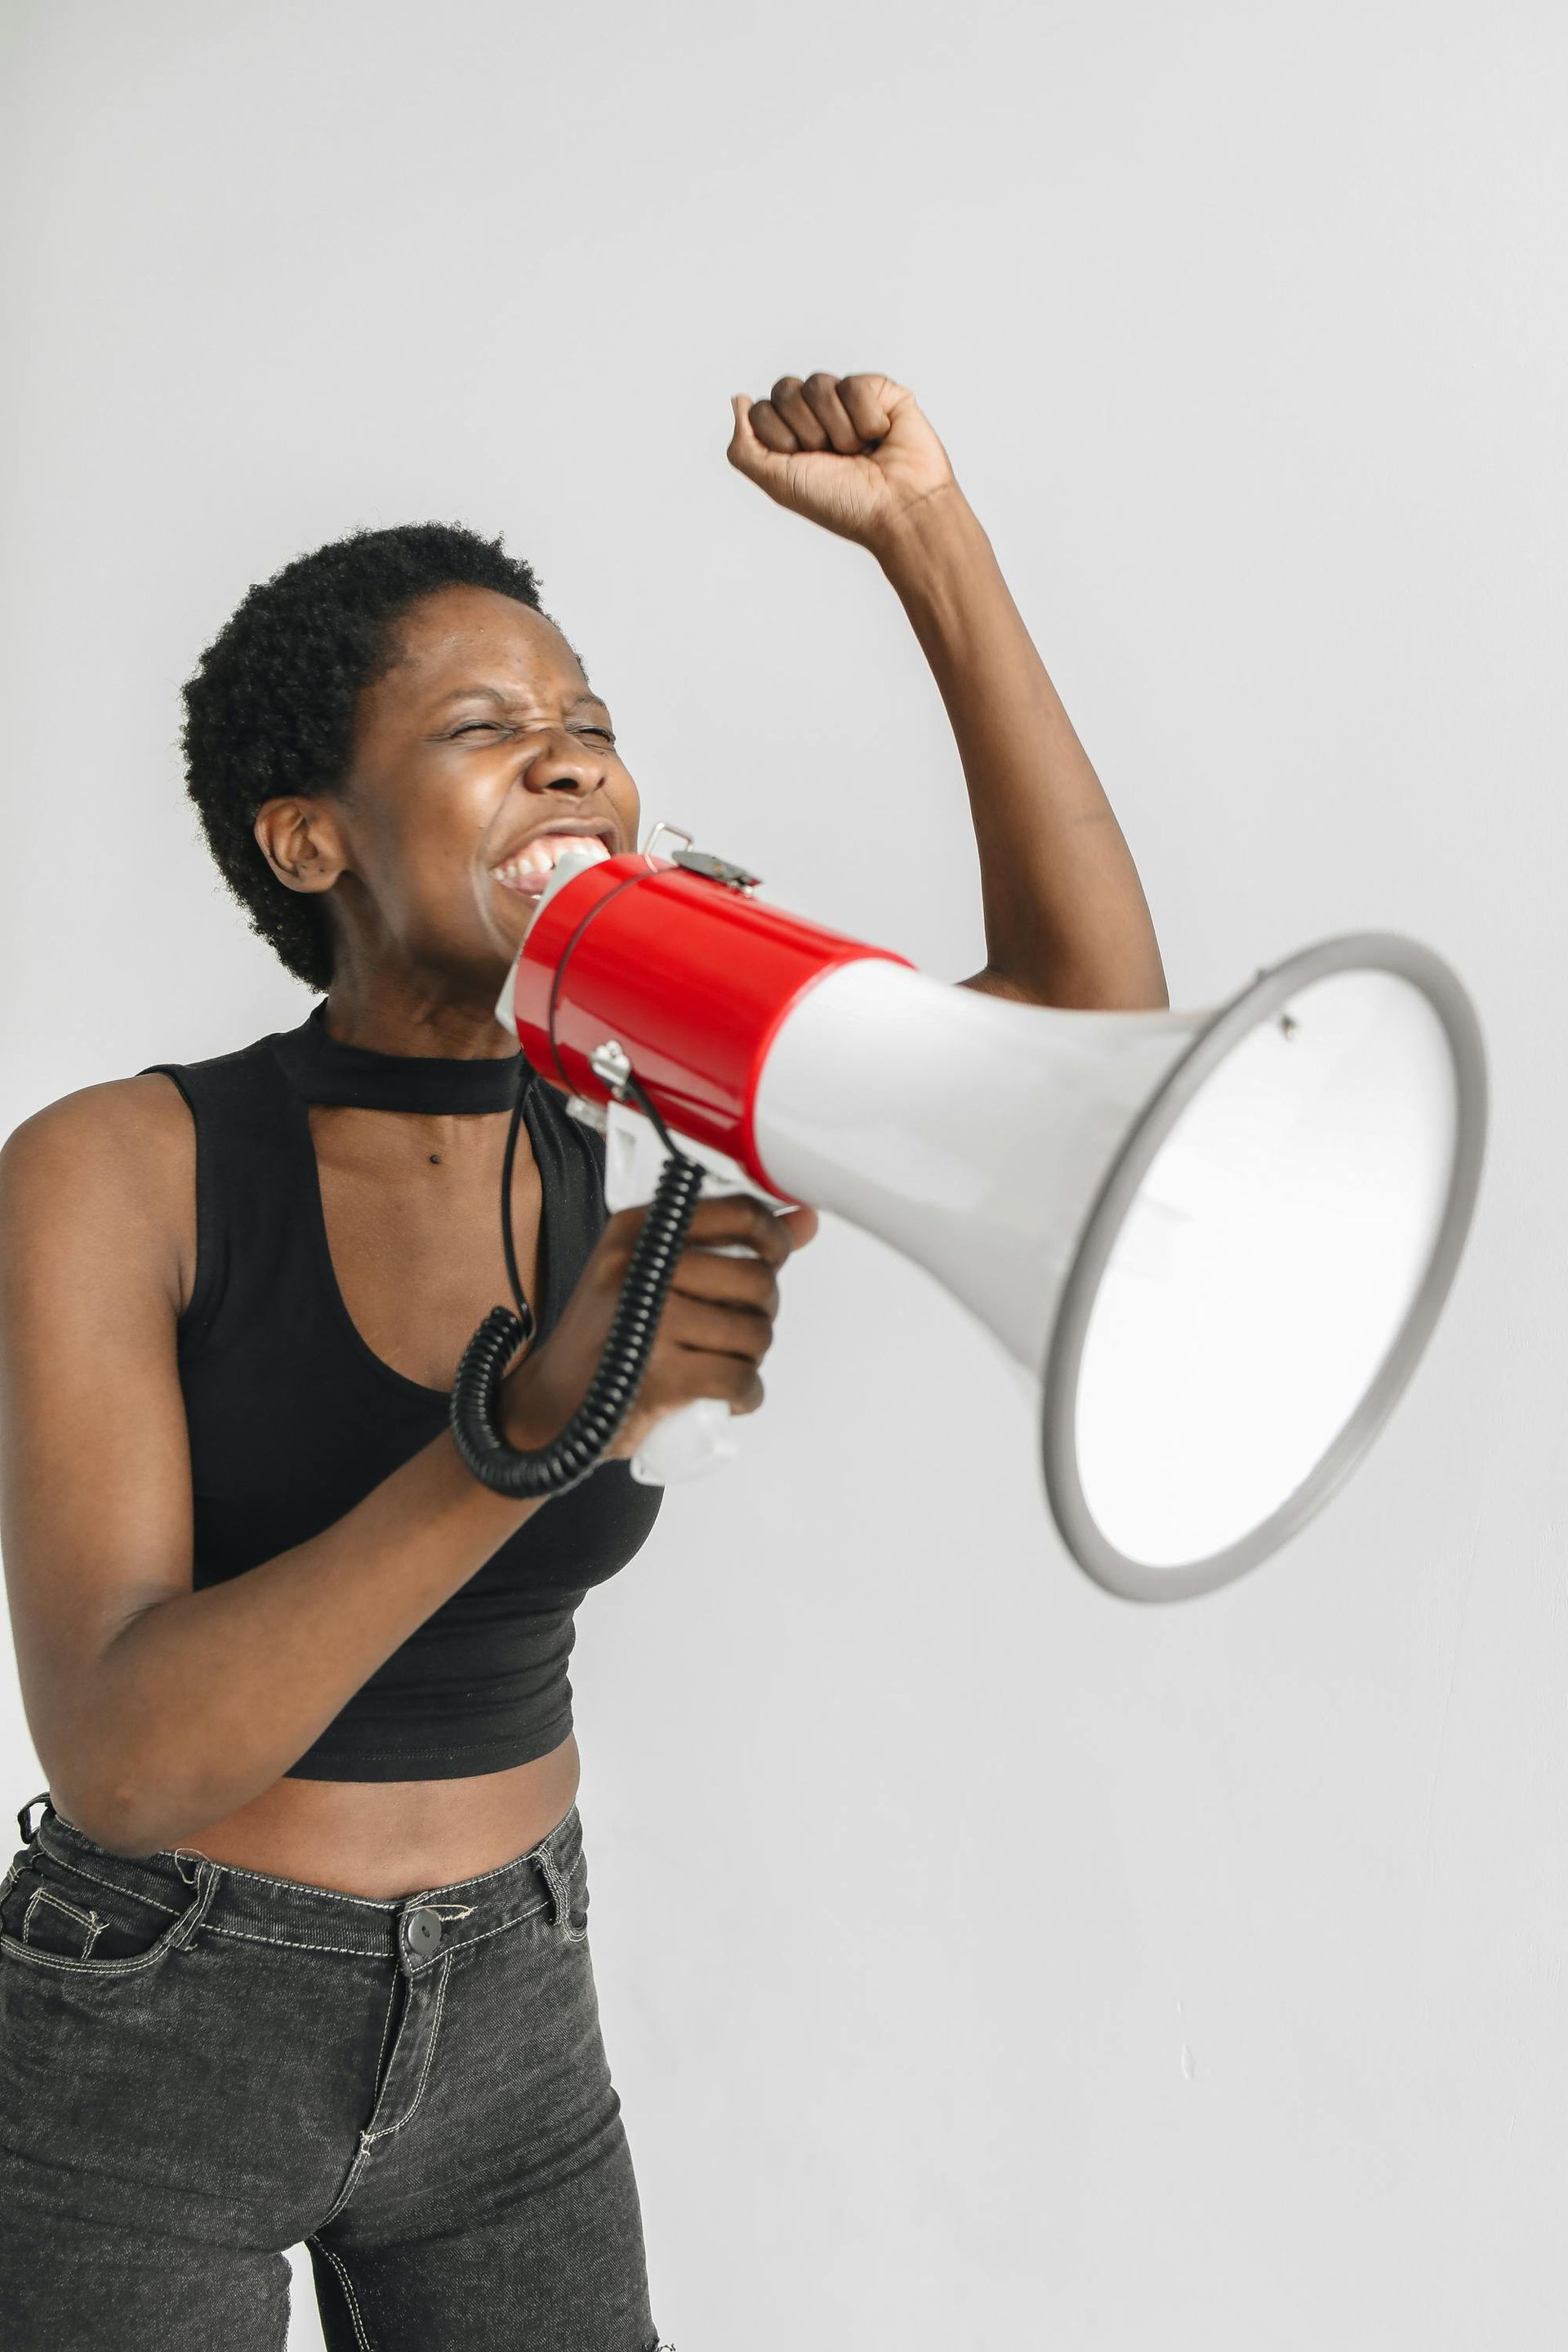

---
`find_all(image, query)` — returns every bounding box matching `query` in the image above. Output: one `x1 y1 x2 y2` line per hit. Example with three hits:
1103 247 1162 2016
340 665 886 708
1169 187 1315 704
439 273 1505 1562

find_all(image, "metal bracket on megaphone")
568 1040 791 1490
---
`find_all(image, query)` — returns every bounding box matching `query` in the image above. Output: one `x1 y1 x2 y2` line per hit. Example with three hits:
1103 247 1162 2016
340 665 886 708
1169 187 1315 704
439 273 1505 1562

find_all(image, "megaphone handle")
598 1096 773 1486
627 1237 754 1486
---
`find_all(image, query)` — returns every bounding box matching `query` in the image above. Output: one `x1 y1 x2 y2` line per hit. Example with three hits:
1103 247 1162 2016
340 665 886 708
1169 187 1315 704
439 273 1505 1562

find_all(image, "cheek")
376 828 477 933
613 773 641 838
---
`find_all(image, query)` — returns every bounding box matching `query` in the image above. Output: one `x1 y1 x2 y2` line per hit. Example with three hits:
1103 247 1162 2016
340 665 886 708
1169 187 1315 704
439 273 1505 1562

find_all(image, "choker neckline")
268 1000 532 1113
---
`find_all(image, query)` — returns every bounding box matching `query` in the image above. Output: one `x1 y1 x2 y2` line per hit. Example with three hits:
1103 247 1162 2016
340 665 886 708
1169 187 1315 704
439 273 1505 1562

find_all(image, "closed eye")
448 721 616 743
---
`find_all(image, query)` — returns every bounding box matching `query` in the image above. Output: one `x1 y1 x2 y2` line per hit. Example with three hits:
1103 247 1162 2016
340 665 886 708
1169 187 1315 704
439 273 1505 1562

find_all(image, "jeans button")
403 1906 443 1958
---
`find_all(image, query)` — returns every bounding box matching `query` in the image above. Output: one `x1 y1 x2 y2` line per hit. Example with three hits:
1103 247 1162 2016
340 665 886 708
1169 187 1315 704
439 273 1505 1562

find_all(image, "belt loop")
172 1845 212 1888
167 1859 219 1948
538 1841 572 1933
16 1791 50 1846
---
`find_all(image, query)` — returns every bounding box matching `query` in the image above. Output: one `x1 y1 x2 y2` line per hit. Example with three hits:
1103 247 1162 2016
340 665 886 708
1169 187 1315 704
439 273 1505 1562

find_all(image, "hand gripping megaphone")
463 819 1487 1605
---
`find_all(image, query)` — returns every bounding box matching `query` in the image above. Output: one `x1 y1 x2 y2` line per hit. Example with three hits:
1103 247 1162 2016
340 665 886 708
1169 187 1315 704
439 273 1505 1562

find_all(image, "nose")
519 728 608 795
504 732 626 851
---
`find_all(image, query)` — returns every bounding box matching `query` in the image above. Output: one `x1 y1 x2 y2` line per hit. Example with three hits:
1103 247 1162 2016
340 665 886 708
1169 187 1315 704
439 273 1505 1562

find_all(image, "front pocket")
19 1882 105 1959
0 1847 210 1976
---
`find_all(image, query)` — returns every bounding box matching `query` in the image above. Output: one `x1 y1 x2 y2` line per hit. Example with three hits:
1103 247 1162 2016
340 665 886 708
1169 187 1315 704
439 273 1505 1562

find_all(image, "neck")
321 970 521 1062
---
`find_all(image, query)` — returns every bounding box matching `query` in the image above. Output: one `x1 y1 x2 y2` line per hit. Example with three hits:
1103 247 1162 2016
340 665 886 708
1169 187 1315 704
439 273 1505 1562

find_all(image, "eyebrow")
431 684 612 717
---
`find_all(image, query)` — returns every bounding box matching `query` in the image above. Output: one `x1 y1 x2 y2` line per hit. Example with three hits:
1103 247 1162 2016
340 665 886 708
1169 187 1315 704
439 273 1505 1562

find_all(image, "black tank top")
138 1002 663 1782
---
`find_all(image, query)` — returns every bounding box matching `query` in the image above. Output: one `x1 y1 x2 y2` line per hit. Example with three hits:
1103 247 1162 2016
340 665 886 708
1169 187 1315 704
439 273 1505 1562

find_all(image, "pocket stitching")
30 1842 183 1918
0 1917 186 1976
0 1867 212 1977
20 1884 102 1958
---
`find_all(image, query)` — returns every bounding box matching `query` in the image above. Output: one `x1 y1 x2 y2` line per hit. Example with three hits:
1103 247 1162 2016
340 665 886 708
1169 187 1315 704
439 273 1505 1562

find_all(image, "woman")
0 372 1166 2350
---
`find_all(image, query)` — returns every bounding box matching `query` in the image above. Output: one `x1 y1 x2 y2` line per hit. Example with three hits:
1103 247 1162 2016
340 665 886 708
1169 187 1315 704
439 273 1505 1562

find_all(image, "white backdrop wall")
0 3 1560 2345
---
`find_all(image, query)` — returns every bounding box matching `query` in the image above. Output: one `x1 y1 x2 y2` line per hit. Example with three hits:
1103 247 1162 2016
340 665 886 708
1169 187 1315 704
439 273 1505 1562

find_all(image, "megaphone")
489 820 1487 1604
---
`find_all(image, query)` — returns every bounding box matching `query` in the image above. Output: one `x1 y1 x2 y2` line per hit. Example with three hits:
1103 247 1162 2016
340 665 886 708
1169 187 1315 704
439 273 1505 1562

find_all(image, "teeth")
491 831 605 883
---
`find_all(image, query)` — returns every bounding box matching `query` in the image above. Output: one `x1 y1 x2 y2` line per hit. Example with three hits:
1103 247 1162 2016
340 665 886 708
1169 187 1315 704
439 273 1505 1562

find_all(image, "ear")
252 797 350 896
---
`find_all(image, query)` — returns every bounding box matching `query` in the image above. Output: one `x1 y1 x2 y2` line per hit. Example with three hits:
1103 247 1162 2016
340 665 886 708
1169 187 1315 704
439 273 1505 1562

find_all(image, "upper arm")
0 1077 197 1807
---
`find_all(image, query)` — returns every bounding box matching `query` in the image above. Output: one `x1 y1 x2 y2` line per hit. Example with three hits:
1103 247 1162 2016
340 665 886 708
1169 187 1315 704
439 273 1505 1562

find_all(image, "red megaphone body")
500 847 915 1205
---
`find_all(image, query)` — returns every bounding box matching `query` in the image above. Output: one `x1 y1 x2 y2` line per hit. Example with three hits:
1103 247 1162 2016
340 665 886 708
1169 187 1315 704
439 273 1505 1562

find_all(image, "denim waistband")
12 1789 581 1971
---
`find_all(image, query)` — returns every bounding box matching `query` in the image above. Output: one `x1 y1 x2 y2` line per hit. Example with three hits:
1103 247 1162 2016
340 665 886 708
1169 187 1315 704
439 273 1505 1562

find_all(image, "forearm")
873 486 1169 1010
60 1419 549 1855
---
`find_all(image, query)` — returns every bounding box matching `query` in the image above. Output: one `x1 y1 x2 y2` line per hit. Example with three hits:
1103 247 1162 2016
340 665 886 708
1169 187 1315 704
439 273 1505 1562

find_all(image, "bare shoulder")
2 1068 194 1174
0 1071 196 1320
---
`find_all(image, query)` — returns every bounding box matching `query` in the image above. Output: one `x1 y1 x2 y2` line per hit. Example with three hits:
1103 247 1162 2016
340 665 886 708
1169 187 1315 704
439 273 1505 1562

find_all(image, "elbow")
91 1781 216 1860
41 1777 145 1859
42 1619 225 1859
43 1755 194 1861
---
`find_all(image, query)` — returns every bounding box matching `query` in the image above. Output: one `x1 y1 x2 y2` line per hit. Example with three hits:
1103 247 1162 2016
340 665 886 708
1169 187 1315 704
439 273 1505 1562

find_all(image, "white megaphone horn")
495 822 1488 1604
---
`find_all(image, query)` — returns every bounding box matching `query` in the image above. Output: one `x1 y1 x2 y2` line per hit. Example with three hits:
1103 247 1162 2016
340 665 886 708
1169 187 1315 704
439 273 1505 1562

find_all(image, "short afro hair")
180 520 568 992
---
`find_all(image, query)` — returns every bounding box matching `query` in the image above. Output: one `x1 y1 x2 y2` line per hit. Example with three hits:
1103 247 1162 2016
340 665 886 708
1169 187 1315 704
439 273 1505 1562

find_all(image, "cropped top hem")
282 1703 577 1784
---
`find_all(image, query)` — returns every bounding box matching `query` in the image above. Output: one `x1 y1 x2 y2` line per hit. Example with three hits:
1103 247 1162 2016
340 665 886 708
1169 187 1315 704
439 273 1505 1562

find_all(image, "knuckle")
729 1303 769 1359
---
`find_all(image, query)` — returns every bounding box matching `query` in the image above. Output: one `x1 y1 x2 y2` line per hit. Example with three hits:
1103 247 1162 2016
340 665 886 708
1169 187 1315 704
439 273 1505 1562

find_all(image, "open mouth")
489 830 615 898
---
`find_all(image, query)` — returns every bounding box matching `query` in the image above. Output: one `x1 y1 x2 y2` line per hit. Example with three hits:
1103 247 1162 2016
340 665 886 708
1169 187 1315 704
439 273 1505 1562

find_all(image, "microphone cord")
448 1055 706 1498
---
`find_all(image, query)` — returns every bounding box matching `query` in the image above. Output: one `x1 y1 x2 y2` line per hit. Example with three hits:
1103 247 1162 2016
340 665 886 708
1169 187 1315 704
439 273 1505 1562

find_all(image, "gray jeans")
0 1790 675 2351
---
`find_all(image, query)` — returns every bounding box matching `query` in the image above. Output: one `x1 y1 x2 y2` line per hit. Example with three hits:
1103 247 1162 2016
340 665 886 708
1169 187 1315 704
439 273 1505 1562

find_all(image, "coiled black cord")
448 1055 706 1498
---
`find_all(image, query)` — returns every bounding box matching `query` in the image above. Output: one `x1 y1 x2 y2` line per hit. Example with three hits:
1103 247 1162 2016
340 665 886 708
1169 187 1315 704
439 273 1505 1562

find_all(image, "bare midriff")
176 1732 582 1900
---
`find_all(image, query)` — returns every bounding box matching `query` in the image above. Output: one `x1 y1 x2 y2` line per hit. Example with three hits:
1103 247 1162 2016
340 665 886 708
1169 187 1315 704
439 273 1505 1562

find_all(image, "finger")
663 1294 775 1362
728 394 793 483
613 1192 808 1267
800 372 865 453
837 375 893 444
688 1356 764 1413
670 1250 781 1317
769 376 831 449
614 1192 807 1267
683 1195 796 1264
747 397 800 453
